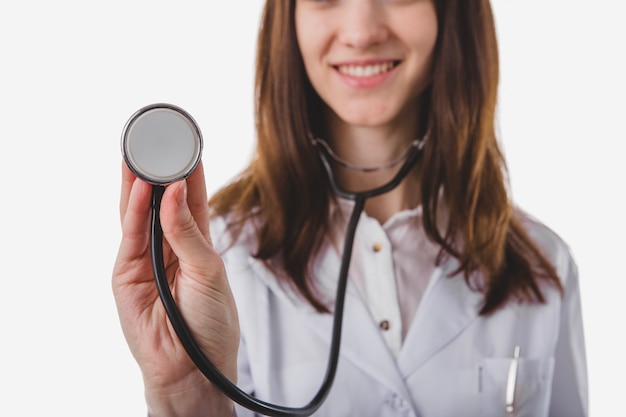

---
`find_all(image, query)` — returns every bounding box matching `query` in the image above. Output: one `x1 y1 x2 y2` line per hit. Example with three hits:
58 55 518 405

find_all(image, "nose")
337 1 389 49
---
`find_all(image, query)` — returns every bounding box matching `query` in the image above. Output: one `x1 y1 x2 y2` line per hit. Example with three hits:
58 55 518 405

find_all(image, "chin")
335 108 395 128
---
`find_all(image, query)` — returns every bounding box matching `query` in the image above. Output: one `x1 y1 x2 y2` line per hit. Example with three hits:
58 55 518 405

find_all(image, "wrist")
145 372 234 417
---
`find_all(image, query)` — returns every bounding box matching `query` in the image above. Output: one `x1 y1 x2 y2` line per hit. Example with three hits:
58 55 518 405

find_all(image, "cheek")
397 19 438 86
397 7 438 56
294 6 339 61
295 11 334 76
295 22 316 78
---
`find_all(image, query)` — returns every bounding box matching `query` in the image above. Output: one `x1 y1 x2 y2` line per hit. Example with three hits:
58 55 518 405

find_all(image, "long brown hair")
209 0 562 315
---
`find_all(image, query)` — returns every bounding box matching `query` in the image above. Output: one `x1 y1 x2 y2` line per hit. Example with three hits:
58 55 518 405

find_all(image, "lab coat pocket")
479 356 555 417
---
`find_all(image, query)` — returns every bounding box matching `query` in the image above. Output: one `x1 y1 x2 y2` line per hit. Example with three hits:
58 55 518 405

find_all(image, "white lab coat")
211 214 587 417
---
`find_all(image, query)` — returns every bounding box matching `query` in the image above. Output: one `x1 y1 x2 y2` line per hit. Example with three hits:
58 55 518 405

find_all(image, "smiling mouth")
335 61 400 78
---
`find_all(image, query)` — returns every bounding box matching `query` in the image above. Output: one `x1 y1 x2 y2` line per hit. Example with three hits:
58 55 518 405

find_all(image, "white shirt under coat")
211 204 588 417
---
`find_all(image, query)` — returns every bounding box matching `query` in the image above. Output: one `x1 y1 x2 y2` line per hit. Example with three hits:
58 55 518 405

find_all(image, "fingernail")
176 180 188 207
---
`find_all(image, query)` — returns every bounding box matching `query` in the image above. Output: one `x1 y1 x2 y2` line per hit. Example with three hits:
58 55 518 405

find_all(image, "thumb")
159 180 216 272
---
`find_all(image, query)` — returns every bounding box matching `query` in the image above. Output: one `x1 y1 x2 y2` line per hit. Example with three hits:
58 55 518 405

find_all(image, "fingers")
185 161 212 242
118 175 153 254
118 159 213 273
120 161 211 240
114 175 154 287
120 162 138 224
160 180 217 272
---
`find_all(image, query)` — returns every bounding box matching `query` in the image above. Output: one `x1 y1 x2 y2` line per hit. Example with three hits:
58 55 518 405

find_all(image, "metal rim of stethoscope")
124 104 427 416
121 103 203 186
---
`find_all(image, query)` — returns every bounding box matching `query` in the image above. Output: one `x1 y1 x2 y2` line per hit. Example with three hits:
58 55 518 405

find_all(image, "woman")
113 0 588 416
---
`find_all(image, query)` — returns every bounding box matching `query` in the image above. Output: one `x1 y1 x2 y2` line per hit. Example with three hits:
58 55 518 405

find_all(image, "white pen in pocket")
505 345 521 415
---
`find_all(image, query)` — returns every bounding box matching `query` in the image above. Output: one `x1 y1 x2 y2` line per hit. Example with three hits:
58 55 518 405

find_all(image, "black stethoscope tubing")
150 138 425 416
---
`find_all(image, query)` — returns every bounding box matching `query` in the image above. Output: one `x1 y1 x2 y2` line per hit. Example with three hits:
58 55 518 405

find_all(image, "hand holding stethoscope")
113 103 425 416
112 112 240 415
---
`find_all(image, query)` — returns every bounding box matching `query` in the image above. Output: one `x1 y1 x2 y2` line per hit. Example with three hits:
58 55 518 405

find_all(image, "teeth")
337 61 395 77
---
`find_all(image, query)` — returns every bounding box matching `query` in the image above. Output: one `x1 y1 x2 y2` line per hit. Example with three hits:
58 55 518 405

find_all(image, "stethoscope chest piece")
121 103 203 185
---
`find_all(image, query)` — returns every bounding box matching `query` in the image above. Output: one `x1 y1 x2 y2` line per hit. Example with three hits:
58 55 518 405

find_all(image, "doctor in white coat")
212 213 586 417
112 0 588 416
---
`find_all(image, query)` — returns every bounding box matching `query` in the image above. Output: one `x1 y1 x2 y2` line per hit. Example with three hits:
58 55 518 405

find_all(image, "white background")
0 1 623 415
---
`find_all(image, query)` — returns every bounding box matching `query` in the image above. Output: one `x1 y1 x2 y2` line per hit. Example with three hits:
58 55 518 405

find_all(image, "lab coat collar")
247 246 415 400
246 246 484 402
397 258 484 376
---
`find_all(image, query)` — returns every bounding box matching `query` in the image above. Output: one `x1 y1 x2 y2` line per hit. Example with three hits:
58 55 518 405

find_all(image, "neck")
322 109 424 224
360 163 422 224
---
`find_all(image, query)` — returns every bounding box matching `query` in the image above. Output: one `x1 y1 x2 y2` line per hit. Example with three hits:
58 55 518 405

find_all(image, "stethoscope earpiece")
121 103 203 185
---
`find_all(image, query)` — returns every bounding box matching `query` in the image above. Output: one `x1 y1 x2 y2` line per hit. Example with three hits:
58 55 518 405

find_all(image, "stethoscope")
121 103 426 416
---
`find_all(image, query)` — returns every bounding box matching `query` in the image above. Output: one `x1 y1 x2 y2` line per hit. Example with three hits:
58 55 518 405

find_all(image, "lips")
332 60 400 88
335 60 400 78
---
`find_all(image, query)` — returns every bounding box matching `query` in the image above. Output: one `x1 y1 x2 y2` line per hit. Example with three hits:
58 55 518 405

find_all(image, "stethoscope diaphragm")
121 103 203 185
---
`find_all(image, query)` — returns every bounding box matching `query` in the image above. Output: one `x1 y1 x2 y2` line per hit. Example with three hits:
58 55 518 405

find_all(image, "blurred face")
295 0 438 130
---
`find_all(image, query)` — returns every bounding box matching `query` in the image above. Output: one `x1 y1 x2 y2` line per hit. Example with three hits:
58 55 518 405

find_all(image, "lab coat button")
386 394 409 411
379 320 391 331
372 242 383 252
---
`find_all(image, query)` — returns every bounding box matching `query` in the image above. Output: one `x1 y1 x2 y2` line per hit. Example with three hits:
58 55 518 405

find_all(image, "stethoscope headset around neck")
121 103 426 416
